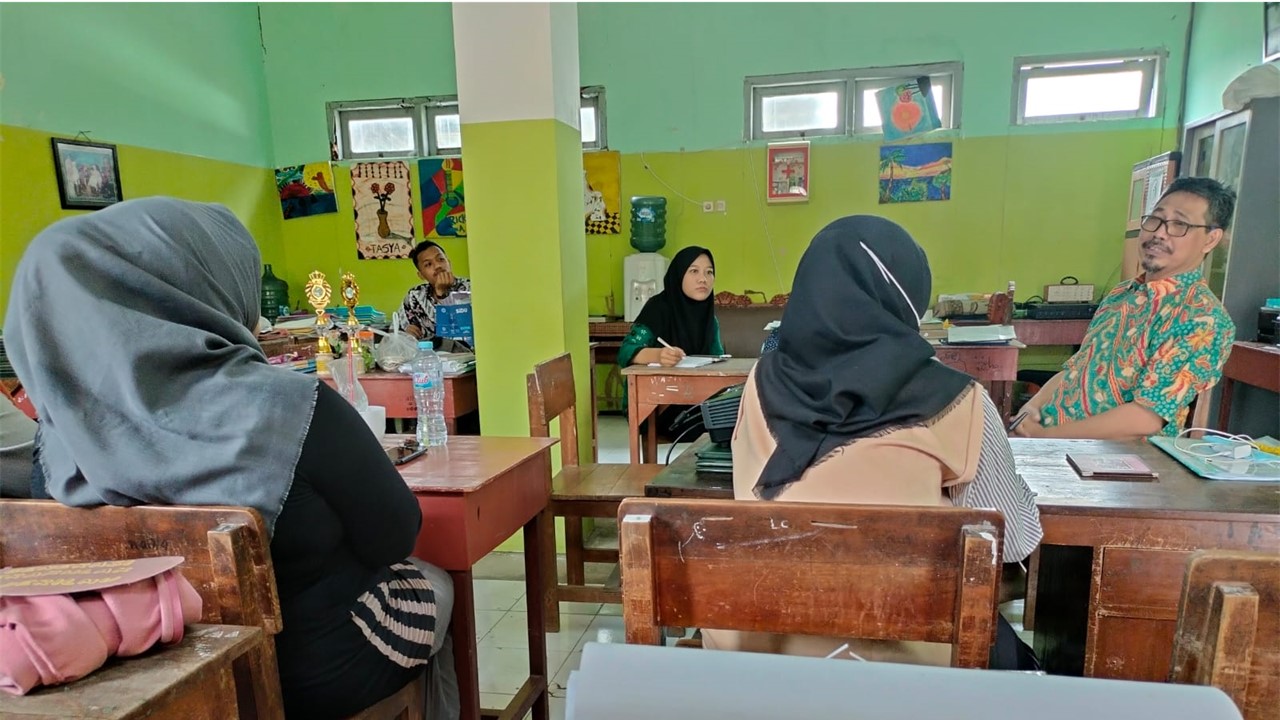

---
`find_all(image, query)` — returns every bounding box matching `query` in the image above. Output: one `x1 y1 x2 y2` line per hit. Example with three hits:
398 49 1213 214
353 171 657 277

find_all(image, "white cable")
744 146 786 292
639 152 702 206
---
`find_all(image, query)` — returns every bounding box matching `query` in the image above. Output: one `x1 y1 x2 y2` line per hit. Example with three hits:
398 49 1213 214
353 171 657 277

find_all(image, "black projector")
699 383 746 444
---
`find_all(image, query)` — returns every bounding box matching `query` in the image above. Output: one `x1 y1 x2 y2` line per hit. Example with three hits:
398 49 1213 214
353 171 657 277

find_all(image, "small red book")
1066 453 1159 479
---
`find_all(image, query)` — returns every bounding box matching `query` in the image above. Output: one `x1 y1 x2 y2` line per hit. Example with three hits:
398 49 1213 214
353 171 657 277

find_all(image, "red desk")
394 435 558 720
1012 319 1090 346
930 341 1024 421
622 359 755 464
324 370 478 433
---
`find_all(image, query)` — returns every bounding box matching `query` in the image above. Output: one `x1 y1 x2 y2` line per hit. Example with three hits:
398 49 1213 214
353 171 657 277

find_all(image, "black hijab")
634 246 717 354
753 216 972 499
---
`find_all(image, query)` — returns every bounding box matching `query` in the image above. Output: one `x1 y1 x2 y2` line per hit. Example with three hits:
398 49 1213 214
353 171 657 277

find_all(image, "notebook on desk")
1065 453 1158 479
647 356 727 369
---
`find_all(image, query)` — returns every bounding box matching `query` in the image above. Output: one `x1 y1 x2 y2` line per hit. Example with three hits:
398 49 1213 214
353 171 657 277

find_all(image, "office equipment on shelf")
1025 303 1098 321
1044 276 1095 304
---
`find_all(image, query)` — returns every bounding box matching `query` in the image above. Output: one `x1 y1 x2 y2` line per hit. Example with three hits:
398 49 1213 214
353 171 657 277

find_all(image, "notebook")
647 356 726 369
1065 453 1158 479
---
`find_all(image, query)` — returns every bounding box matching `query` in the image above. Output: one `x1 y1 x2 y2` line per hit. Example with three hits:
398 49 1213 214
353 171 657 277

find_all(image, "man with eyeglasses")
1014 177 1236 441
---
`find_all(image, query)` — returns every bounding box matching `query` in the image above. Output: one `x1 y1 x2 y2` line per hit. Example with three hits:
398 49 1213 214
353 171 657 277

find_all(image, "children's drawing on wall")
351 161 414 259
879 143 952 204
874 77 943 142
419 158 466 238
766 141 810 203
275 162 338 220
584 150 621 234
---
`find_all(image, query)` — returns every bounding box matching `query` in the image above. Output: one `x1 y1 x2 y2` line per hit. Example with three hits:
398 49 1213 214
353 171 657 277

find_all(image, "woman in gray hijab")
4 197 457 719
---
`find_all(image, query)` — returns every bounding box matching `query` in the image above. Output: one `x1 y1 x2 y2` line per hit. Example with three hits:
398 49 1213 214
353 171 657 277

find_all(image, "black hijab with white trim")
753 215 971 499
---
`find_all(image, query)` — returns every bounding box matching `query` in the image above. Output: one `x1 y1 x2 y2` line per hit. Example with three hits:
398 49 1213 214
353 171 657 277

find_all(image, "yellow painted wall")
585 128 1178 315
0 125 285 320
274 164 471 318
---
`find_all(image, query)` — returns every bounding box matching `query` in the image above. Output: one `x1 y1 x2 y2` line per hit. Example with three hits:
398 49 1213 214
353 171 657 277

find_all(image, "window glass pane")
861 83 946 129
581 106 597 144
435 113 462 150
761 91 839 133
1023 70 1144 118
348 117 414 154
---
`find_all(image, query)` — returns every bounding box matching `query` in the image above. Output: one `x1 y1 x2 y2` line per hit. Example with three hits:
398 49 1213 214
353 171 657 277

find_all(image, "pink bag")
0 557 203 696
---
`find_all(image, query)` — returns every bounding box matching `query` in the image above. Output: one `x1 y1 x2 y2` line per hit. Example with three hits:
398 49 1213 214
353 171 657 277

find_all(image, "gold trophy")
340 271 362 357
305 271 333 374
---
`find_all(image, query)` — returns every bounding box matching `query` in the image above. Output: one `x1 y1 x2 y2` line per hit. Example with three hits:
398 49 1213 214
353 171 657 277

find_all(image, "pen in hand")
1007 413 1028 433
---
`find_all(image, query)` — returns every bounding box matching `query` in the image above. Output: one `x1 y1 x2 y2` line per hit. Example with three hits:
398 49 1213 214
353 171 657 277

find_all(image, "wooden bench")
0 500 284 718
1171 550 1280 720
0 500 429 720
528 352 663 632
619 498 1004 668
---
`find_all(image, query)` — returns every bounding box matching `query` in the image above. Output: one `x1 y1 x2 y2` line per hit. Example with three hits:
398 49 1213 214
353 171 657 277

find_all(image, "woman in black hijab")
706 215 1042 670
617 246 724 437
618 246 723 368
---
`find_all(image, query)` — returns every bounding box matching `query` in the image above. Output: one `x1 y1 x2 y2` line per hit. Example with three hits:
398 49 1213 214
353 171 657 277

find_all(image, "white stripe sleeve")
949 389 1044 563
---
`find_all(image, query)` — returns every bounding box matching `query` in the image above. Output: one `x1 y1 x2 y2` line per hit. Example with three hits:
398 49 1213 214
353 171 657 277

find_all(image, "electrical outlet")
702 201 714 213
715 200 726 213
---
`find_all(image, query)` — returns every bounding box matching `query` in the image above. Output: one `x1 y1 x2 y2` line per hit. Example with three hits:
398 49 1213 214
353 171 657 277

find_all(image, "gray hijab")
3 197 317 533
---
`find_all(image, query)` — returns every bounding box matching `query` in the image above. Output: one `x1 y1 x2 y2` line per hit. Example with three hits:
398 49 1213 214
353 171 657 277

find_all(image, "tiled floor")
468 414 1033 718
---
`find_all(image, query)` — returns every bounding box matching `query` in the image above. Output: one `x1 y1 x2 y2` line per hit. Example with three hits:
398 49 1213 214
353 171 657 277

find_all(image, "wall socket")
715 200 726 213
702 201 714 213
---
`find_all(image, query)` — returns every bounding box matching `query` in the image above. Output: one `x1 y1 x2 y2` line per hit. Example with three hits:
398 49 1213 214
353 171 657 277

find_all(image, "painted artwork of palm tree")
878 143 952 204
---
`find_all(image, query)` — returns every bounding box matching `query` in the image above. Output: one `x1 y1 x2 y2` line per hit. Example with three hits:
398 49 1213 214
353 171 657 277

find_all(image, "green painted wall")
257 2 1191 328
0 125 285 321
578 2 1190 150
1184 2 1273 123
256 2 463 311
0 2 273 167
0 3 282 320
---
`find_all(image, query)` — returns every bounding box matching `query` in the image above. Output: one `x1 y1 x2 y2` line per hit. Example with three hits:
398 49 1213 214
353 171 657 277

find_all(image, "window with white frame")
329 89 606 160
1014 52 1162 125
745 62 961 141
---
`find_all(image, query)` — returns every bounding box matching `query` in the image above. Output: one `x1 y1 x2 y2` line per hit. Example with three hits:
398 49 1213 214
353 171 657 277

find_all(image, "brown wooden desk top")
649 437 1280 522
387 435 559 493
620 357 756 377
0 624 260 718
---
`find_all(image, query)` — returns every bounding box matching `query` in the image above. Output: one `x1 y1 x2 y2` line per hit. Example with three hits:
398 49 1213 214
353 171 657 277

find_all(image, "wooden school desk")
622 358 755 464
1012 319 1090 347
930 341 1024 421
1216 341 1280 430
392 435 559 720
646 437 1280 682
324 369 479 433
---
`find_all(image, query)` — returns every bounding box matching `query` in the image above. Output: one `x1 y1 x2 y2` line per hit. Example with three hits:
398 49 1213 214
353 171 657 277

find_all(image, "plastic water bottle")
408 340 448 447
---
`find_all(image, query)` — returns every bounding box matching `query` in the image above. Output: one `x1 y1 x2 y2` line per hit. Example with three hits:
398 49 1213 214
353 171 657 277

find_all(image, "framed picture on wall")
766 141 810 203
51 138 123 210
1266 2 1280 62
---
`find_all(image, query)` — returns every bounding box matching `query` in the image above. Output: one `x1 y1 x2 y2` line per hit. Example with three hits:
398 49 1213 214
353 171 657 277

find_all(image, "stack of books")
695 442 734 474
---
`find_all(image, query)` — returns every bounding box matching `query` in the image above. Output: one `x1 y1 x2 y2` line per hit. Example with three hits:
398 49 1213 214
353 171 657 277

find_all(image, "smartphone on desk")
386 442 428 466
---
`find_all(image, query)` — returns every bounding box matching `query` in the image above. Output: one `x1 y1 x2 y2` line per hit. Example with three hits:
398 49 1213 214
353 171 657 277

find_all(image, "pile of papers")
944 324 1017 345
438 352 476 375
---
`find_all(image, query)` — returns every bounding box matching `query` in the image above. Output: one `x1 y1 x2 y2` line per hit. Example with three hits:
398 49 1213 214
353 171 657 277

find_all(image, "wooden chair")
0 500 428 720
1171 550 1279 720
528 352 665 632
0 499 284 718
618 498 1004 668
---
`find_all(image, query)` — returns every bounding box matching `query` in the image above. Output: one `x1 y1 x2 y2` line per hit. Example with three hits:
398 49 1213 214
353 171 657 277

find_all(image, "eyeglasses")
1139 215 1218 238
